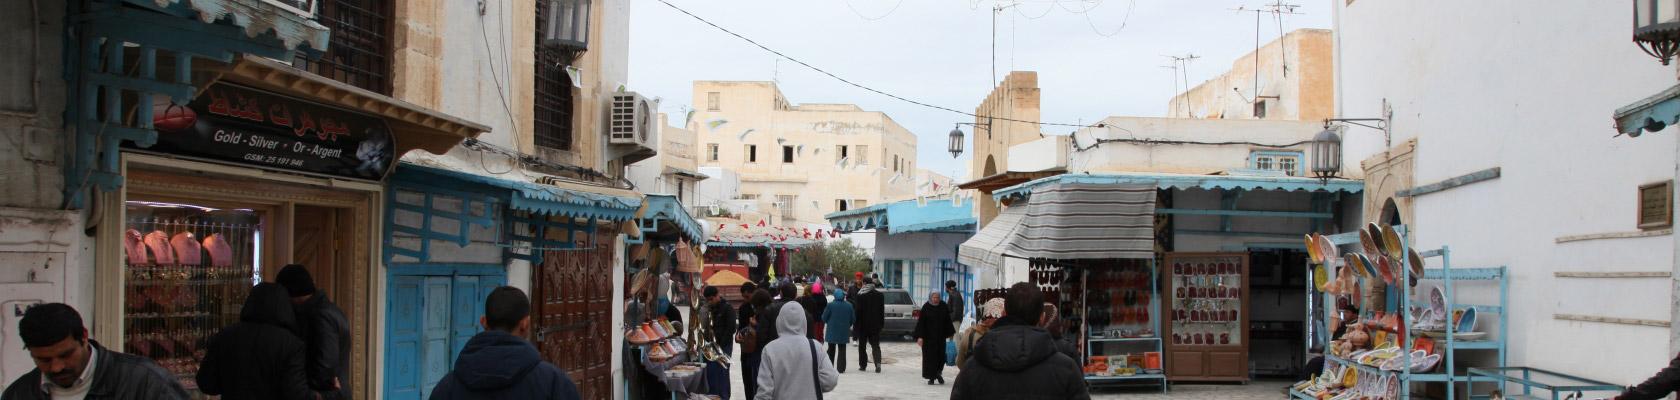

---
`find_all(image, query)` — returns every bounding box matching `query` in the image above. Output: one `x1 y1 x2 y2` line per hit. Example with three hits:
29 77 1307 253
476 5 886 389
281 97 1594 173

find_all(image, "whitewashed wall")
874 231 970 297
1335 0 1678 385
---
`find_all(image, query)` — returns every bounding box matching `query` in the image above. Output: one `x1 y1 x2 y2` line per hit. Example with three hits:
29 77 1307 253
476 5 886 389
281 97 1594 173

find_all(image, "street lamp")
948 126 965 158
1310 126 1343 183
1635 0 1680 65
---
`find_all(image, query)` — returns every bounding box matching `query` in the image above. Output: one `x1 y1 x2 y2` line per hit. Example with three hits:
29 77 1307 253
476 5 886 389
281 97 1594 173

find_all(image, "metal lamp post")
1636 0 1680 65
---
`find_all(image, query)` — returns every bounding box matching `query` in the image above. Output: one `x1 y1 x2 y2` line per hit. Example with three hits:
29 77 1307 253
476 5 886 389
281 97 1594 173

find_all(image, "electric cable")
1081 0 1133 38
843 0 905 21
655 0 1101 128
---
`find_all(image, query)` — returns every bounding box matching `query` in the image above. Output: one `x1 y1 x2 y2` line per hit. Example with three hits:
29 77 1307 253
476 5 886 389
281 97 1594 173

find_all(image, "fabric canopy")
1006 182 1157 260
958 205 1027 271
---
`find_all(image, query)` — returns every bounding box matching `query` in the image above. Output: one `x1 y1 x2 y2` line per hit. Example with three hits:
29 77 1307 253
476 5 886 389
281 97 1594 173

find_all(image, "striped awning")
1007 182 1156 260
958 205 1027 270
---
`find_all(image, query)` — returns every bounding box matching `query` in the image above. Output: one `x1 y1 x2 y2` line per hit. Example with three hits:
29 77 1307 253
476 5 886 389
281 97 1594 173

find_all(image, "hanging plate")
1380 225 1404 259
1306 234 1324 264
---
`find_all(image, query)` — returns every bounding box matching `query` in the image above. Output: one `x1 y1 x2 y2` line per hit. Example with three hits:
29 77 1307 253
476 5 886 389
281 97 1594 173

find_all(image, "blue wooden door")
384 272 506 400
385 276 424 399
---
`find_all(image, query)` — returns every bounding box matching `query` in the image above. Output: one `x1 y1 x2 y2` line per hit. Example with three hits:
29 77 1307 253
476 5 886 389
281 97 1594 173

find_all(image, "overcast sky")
628 0 1332 180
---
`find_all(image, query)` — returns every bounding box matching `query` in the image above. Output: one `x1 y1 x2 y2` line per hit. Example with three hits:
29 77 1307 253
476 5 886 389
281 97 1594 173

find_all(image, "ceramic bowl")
1360 229 1381 258
1429 285 1447 317
1377 256 1396 285
1380 225 1403 258
1455 307 1478 333
1314 265 1329 291
1306 234 1324 264
1355 253 1379 279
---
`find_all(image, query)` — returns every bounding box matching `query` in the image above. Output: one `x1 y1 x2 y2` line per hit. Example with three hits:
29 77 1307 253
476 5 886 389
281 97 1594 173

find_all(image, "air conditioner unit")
609 92 657 147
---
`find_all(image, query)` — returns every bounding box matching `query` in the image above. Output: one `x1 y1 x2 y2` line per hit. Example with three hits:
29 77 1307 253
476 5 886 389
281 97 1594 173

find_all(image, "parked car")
878 289 917 338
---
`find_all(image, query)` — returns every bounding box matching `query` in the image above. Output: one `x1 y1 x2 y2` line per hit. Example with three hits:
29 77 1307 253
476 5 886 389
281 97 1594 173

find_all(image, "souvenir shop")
701 219 821 284
623 194 718 399
966 172 1365 390
89 59 487 398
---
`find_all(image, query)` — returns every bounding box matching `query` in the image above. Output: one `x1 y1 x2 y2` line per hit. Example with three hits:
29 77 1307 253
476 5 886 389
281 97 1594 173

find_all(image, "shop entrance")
383 270 505 399
532 228 617 400
1247 248 1309 378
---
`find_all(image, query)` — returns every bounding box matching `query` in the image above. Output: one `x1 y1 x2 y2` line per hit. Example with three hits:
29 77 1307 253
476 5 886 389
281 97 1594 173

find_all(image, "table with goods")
1290 223 1510 400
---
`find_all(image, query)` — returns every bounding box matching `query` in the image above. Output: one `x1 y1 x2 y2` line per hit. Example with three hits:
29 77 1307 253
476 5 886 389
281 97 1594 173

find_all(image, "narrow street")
726 338 1288 399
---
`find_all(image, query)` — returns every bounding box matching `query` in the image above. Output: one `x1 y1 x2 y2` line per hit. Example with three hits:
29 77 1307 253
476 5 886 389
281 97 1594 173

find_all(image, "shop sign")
134 83 394 180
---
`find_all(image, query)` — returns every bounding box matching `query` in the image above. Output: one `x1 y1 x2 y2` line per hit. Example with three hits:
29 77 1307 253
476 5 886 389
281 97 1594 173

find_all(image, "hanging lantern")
948 126 965 158
1636 0 1680 65
1311 126 1344 183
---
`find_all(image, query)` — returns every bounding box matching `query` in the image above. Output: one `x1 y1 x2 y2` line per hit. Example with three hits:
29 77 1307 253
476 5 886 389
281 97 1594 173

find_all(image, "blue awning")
394 163 642 222
994 172 1364 200
824 198 975 235
638 194 704 243
1614 83 1680 137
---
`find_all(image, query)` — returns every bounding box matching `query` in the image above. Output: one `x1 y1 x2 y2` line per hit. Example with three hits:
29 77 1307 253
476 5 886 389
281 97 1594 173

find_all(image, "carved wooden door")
534 229 615 399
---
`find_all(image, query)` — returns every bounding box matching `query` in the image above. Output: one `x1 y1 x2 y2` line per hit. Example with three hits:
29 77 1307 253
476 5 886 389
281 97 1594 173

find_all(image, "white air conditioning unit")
609 92 657 147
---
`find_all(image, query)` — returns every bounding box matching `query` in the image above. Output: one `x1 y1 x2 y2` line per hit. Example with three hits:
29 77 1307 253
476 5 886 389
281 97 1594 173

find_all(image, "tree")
790 238 871 278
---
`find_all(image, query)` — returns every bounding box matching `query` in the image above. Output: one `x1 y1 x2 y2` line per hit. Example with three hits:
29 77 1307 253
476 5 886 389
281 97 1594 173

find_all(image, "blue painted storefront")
827 198 978 317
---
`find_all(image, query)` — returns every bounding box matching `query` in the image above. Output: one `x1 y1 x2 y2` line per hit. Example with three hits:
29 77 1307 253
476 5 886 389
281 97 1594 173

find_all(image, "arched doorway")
1380 197 1402 227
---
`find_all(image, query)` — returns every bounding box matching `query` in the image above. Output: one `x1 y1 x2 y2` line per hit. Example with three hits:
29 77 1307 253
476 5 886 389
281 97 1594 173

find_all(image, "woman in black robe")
912 291 955 385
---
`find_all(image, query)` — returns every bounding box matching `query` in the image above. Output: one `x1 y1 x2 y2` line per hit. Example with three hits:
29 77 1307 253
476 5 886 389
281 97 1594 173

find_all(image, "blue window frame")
1249 151 1304 176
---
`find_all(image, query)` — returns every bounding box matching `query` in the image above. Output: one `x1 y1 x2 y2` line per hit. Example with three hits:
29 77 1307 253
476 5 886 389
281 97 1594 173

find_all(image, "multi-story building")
1165 28 1334 121
628 114 707 207
690 81 919 226
0 0 663 398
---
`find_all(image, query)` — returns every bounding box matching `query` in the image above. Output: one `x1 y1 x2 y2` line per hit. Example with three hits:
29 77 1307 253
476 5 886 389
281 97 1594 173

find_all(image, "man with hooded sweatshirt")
819 289 855 373
950 283 1088 400
198 283 325 400
754 302 839 400
276 264 352 400
429 287 581 400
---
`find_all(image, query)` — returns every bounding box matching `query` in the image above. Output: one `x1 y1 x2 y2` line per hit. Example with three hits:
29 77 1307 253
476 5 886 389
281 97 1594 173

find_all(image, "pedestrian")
703 286 736 399
754 302 839 400
798 284 828 340
740 289 772 399
757 283 798 346
2 303 188 399
944 280 965 332
955 298 1004 369
820 289 855 373
429 287 581 399
912 291 955 385
852 279 885 373
950 283 1089 400
276 264 352 400
847 273 863 300
1038 303 1079 365
197 283 324 400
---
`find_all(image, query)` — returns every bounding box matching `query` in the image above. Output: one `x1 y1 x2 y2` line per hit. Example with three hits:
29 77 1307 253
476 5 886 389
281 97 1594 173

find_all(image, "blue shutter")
384 276 424 399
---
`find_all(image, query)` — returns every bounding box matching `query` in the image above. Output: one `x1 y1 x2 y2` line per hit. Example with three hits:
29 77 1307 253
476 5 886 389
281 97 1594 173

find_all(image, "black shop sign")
133 83 395 180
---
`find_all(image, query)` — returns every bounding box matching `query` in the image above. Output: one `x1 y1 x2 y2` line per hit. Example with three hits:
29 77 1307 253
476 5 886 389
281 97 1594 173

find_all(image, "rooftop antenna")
1165 53 1200 118
1233 2 1302 103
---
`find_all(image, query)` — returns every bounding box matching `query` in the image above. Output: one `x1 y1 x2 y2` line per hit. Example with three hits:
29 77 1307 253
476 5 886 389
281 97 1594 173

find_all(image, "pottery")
1306 234 1323 264
1455 307 1478 333
1377 256 1396 285
1360 229 1380 259
1314 266 1329 291
1316 234 1338 265
1428 286 1448 320
1381 225 1404 259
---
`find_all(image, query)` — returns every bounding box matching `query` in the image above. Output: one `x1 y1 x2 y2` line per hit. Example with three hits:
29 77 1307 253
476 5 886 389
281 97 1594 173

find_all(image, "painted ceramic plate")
1409 248 1426 279
1355 253 1379 279
1380 225 1404 259
1366 222 1384 248
1314 264 1329 290
1344 254 1366 278
1455 307 1478 333
1429 286 1447 317
1359 229 1381 259
1317 234 1339 266
1306 234 1323 264
1377 256 1396 285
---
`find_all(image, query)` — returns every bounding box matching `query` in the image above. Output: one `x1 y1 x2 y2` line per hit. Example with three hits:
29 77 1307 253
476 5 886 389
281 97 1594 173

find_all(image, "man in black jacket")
702 286 736 399
2 303 188 399
755 283 798 348
198 283 326 400
278 264 353 400
950 282 1089 400
430 287 581 400
852 279 886 373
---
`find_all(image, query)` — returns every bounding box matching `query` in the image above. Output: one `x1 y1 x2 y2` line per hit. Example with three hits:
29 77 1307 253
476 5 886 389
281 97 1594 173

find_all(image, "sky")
628 0 1332 181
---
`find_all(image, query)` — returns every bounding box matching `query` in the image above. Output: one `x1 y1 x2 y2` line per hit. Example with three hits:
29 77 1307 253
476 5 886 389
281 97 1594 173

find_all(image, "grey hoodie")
755 302 840 400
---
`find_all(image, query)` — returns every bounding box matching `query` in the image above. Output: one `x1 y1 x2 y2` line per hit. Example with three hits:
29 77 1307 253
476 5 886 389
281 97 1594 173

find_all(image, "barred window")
295 0 392 94
534 0 576 150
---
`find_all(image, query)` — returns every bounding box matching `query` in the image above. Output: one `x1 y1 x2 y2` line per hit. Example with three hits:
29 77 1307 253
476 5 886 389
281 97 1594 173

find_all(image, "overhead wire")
1081 0 1133 38
843 0 905 21
654 0 1101 128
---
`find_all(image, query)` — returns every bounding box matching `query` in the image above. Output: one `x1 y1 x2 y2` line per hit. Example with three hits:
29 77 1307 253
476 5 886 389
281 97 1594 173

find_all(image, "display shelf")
1467 367 1624 400
1084 373 1167 381
1088 337 1160 343
1080 261 1167 393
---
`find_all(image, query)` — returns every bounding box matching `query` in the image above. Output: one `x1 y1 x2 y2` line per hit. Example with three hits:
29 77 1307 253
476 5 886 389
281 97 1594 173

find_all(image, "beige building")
1166 28 1334 122
958 71 1056 226
628 114 706 206
691 81 919 226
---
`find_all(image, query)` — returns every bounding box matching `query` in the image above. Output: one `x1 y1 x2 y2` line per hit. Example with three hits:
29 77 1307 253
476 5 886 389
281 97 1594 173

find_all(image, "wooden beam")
1397 167 1501 197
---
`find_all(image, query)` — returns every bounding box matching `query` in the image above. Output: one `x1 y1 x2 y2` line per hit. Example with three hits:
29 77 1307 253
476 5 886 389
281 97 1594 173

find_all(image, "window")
894 155 901 172
1253 100 1268 118
707 143 719 161
856 145 870 164
836 199 850 212
776 195 797 221
532 0 575 150
1250 151 1303 176
837 145 849 160
1640 181 1673 230
294 0 393 94
676 180 685 203
746 145 758 163
739 193 759 200
882 260 905 289
707 92 720 111
782 145 795 163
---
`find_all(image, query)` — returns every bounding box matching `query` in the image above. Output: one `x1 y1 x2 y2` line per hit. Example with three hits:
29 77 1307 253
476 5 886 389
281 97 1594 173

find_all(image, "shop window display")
123 201 261 392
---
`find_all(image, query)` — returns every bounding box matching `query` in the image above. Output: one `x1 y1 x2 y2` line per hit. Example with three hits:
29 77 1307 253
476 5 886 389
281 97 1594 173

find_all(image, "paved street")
723 338 1290 399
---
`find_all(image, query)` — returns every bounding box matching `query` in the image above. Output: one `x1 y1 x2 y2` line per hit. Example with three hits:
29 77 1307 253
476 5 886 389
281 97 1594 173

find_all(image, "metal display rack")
1081 261 1169 393
1292 227 1509 400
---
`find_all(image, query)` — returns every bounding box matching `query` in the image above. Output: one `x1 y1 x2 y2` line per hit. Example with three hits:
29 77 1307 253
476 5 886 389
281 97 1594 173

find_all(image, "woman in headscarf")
911 291 955 385
197 283 323 400
955 298 1005 369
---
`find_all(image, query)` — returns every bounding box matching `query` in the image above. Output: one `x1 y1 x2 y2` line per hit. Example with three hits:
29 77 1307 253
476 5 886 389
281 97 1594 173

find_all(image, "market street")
724 338 1288 399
